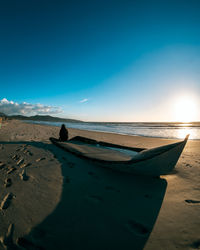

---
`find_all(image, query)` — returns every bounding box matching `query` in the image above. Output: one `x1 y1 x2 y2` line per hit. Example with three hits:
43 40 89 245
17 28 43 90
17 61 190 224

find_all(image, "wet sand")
0 120 199 249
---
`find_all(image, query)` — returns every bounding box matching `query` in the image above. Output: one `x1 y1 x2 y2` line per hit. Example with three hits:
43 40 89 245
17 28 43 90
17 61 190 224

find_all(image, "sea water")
25 121 200 140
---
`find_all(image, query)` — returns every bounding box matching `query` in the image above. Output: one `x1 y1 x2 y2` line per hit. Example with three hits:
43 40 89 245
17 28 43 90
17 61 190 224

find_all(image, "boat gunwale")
49 136 188 165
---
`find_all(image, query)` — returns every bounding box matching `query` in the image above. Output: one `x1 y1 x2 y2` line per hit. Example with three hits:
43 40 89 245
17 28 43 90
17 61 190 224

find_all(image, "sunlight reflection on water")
179 123 192 127
177 128 196 139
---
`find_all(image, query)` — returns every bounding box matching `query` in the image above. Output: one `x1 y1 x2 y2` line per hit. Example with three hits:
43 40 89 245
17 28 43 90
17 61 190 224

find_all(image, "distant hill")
7 115 83 123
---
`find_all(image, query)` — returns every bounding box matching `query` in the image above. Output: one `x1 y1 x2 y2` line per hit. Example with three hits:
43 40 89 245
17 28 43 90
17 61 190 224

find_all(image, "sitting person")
59 124 69 141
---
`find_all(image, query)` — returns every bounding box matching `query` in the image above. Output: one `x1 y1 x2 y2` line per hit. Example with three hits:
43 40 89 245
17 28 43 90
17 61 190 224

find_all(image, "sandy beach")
0 120 199 250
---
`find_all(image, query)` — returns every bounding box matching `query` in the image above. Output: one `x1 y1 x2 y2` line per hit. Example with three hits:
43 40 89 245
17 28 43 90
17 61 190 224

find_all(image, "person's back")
59 124 68 141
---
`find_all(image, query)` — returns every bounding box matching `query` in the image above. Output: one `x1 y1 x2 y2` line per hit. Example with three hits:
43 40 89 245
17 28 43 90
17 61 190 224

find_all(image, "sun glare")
174 96 197 122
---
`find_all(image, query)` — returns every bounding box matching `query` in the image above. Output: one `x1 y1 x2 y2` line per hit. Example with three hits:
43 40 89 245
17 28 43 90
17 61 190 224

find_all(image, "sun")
174 96 197 122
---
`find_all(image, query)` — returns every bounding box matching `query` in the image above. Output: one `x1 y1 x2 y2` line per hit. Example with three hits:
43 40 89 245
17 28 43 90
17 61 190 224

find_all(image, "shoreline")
22 120 200 141
0 120 199 249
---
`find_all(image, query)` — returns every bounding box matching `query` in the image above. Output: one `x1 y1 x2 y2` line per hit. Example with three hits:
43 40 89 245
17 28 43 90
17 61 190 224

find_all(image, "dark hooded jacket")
59 124 68 141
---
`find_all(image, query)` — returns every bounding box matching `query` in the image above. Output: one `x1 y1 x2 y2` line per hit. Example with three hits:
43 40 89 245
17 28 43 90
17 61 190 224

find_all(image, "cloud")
0 98 63 116
80 98 88 103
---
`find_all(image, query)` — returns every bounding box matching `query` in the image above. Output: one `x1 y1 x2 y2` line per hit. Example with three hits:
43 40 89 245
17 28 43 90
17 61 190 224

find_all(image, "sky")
0 0 200 122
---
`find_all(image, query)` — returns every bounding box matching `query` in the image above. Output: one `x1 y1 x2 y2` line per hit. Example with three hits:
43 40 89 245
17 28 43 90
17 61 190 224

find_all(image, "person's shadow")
0 141 167 250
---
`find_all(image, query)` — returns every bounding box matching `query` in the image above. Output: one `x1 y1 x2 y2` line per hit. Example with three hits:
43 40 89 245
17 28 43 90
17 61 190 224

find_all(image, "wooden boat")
50 134 189 176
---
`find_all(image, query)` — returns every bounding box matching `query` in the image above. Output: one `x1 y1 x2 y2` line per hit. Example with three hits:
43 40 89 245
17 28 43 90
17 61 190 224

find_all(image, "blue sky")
0 0 200 121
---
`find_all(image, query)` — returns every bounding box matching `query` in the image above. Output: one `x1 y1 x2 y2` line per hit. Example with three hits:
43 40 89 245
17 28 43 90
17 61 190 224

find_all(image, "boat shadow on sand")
0 141 167 250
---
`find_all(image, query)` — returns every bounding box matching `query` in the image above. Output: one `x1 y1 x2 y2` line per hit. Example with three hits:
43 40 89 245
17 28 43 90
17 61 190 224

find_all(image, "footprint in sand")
105 186 120 193
12 154 20 161
26 150 33 156
185 163 192 167
127 219 149 236
16 158 24 166
185 199 200 204
4 178 12 187
36 157 46 162
0 193 13 210
23 148 28 153
11 154 17 160
0 162 6 169
7 167 17 174
0 224 16 249
87 195 103 203
19 169 29 181
20 162 31 169
16 146 26 152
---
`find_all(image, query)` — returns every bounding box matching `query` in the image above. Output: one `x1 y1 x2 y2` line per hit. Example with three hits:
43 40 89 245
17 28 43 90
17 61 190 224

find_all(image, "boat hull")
50 135 189 176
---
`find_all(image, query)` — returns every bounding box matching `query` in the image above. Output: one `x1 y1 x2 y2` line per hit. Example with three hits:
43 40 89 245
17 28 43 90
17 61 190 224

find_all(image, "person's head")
61 124 66 129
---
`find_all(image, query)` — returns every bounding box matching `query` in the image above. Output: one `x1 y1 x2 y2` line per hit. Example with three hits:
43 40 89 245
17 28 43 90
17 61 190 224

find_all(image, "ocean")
25 121 200 140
